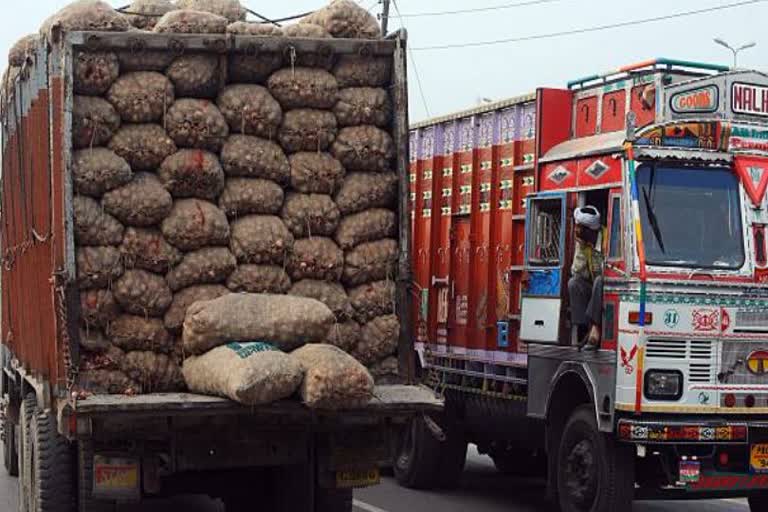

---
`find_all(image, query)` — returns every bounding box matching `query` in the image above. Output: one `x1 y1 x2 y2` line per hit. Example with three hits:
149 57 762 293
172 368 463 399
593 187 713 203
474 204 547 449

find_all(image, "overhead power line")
391 0 432 118
398 0 562 18
413 0 766 51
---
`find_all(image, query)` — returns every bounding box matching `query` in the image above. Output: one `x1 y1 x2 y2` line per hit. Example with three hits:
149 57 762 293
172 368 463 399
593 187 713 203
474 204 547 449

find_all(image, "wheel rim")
563 438 598 510
396 419 417 470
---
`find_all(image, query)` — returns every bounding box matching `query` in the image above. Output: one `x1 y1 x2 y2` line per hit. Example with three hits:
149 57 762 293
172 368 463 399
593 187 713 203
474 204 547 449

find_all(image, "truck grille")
646 339 713 383
735 310 768 333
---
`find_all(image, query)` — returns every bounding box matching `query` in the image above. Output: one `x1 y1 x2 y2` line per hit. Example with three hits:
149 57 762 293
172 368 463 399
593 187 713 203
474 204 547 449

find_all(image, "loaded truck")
399 58 768 511
0 20 441 512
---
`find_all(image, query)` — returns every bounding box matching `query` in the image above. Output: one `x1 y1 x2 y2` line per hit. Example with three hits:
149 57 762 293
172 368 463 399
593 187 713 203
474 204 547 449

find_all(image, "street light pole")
713 38 757 68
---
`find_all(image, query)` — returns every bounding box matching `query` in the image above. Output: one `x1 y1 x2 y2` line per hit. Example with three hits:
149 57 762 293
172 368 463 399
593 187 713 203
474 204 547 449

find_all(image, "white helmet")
574 206 601 230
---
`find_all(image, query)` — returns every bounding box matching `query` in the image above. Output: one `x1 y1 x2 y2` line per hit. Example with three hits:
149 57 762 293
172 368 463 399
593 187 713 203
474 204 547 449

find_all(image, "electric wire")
397 0 563 18
391 0 432 118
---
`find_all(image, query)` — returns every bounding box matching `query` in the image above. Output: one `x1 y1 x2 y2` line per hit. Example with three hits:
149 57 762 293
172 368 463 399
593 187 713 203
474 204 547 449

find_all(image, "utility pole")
381 0 391 36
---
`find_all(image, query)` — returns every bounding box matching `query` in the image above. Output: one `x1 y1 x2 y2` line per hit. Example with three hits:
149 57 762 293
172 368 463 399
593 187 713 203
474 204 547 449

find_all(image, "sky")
1 0 766 124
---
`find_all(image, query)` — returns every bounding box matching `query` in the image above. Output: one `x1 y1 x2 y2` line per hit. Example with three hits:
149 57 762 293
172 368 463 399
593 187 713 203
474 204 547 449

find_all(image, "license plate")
679 460 701 484
751 443 768 473
336 468 380 489
92 456 140 498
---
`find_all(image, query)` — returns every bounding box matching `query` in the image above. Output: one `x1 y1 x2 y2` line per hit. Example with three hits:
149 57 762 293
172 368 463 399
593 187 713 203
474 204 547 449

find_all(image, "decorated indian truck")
396 59 768 511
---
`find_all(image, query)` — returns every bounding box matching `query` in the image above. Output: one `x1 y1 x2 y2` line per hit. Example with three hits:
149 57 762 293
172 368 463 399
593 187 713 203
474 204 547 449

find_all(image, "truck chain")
54 273 78 394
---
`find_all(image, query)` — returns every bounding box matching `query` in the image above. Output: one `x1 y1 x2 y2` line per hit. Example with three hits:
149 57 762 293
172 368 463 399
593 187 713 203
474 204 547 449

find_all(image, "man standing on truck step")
568 206 604 349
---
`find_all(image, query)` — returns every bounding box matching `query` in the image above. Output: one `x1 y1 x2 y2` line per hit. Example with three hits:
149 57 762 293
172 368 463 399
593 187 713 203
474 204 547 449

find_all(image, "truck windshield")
637 164 744 270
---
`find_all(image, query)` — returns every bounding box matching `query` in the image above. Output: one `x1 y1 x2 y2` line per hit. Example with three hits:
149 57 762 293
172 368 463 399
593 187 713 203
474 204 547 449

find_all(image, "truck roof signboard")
664 70 768 122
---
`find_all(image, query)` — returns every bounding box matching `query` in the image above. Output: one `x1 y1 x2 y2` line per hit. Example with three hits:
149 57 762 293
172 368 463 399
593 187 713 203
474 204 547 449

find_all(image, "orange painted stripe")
634 346 645 413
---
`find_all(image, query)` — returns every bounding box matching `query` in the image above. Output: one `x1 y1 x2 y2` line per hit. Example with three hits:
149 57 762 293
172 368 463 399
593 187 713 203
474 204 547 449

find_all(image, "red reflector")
628 311 653 325
719 451 730 466
725 394 737 408
619 423 632 439
746 395 756 408
732 426 748 439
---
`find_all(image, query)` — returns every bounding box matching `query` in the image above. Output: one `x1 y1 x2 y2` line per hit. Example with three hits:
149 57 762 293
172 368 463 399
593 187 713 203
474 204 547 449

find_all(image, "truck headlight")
644 370 683 401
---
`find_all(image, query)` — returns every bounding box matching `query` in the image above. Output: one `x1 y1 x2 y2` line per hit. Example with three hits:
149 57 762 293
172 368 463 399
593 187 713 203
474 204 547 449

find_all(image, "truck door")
520 193 567 344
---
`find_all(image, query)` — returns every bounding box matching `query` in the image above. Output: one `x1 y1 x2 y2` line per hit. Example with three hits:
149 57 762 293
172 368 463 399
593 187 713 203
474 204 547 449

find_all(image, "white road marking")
353 498 391 512
723 498 749 507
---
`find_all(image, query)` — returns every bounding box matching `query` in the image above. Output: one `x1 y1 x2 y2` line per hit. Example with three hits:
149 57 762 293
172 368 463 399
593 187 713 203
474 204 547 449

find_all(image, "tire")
29 410 75 511
556 405 634 512
4 404 19 477
393 416 441 489
19 394 37 512
749 493 768 511
78 441 115 512
434 427 467 488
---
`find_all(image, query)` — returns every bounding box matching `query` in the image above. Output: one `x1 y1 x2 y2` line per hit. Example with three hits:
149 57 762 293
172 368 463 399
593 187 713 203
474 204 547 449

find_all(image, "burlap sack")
354 314 399 365
40 1 130 37
73 196 124 246
153 9 228 33
369 356 399 385
121 350 184 392
335 208 396 250
267 68 339 110
230 215 293 264
122 0 174 30
164 284 229 331
165 99 229 153
72 148 132 197
79 327 111 353
220 135 290 184
281 193 340 238
107 314 174 353
77 246 124 289
342 238 397 287
78 370 138 395
167 54 225 98
300 0 380 39
278 109 337 153
102 172 173 227
289 152 345 195
107 71 175 123
120 227 183 273
217 84 282 138
282 23 331 38
8 34 38 67
291 344 374 410
289 279 353 321
348 280 395 324
332 125 394 172
72 96 121 149
333 55 391 88
117 50 175 72
227 21 282 36
218 178 284 217
183 342 303 405
182 293 335 354
81 347 123 371
74 51 120 96
227 265 291 294
324 321 360 353
335 172 397 215
80 289 120 328
108 124 177 171
334 87 391 127
161 199 230 251
228 51 283 84
158 149 225 200
287 237 344 282
166 247 237 291
175 0 246 22
113 269 173 316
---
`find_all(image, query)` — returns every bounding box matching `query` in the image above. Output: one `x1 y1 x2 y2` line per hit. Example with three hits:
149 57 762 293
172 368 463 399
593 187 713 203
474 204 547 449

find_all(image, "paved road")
0 445 749 511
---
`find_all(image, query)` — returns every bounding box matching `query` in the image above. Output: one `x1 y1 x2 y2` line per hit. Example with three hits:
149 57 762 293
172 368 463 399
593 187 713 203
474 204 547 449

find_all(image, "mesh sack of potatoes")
81 347 122 372
228 52 284 85
167 54 225 98
120 349 185 392
79 326 112 353
226 265 291 294
278 109 338 153
78 369 138 395
158 149 225 200
153 9 228 33
182 293 335 354
368 356 398 385
348 280 395 324
8 34 38 67
289 279 353 321
107 314 174 353
161 199 231 251
175 0 246 22
164 284 229 331
113 269 173 316
219 178 284 217
108 124 177 171
230 215 294 264
289 152 344 195
342 238 397 287
120 227 182 273
80 289 120 328
102 172 173 227
40 1 130 37
300 0 380 39
72 96 120 149
291 344 374 410
183 341 303 405
217 84 282 138
165 99 229 153
335 172 397 215
281 193 340 238
333 55 391 88
332 125 394 172
72 148 132 197
354 314 399 365
334 87 391 127
166 247 237 291
106 72 175 123
287 237 344 282
267 68 339 110
117 50 175 72
227 21 283 36
221 136 290 184
335 208 396 250
73 51 120 96
122 0 174 30
282 23 331 38
73 196 124 246
324 321 360 353
76 246 124 289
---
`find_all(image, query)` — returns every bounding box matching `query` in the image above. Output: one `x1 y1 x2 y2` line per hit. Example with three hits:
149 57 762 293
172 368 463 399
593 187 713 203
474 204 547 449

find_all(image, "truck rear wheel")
749 493 768 511
19 394 37 512
29 410 75 511
4 409 19 477
556 405 634 512
393 416 440 489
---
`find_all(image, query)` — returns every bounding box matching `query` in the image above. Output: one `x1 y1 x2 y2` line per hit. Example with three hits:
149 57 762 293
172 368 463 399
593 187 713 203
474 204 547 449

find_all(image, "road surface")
0 445 748 511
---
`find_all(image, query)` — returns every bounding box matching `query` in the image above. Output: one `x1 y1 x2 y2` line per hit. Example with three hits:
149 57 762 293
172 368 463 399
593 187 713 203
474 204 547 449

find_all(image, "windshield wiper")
642 186 666 253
